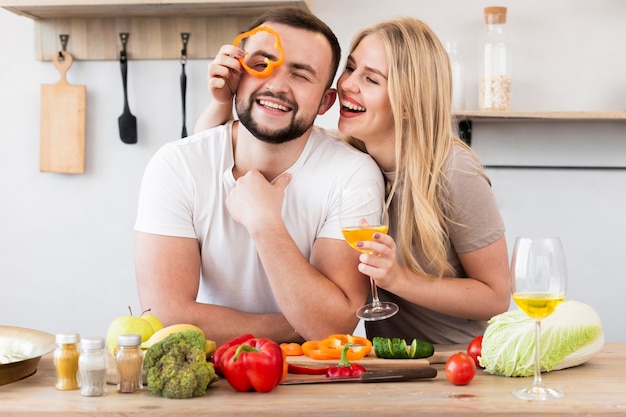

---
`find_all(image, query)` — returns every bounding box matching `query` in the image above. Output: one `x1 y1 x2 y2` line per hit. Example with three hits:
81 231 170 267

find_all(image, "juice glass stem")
533 319 543 388
369 277 382 307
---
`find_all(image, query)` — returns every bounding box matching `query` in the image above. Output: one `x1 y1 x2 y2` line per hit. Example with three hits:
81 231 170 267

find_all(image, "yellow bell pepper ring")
233 25 285 78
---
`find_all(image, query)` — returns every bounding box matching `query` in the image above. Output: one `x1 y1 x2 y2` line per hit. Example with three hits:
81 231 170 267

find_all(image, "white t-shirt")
135 122 383 314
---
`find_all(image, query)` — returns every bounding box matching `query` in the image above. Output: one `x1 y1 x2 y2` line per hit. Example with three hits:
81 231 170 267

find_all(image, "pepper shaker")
116 334 143 393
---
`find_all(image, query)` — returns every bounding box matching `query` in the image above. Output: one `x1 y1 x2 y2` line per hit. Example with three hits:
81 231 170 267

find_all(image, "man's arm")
257 232 369 341
225 171 370 341
135 232 302 345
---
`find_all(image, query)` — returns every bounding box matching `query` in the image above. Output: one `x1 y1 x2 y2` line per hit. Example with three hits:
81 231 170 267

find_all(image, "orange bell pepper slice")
319 334 372 361
280 342 304 356
233 25 284 78
301 340 334 360
281 350 288 381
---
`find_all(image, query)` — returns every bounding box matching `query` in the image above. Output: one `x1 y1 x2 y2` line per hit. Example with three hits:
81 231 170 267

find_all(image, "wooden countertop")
1 344 625 416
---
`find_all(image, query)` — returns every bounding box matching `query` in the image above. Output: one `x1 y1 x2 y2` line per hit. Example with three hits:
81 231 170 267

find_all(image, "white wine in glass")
510 237 567 400
339 185 398 321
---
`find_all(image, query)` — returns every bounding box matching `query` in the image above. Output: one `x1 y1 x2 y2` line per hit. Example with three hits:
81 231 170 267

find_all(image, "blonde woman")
336 18 509 344
196 16 510 344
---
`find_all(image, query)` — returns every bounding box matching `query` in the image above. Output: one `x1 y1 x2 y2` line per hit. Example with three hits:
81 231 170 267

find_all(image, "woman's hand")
208 44 244 104
355 233 401 288
194 45 243 133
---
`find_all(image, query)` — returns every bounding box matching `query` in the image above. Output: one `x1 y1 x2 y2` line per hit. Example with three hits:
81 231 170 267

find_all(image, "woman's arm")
193 44 243 133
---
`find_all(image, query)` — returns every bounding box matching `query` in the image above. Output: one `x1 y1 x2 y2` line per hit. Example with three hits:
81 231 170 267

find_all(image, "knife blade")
281 366 437 385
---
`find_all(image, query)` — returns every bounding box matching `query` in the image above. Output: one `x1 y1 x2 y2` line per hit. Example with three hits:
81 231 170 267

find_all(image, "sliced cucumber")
410 338 435 359
408 338 418 358
391 338 410 359
373 336 434 359
372 336 394 359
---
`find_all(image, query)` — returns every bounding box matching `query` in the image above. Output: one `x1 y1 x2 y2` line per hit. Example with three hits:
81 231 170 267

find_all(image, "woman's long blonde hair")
347 17 478 278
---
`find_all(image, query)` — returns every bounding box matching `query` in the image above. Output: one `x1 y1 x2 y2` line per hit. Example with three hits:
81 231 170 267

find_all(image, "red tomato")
445 352 476 386
467 335 483 368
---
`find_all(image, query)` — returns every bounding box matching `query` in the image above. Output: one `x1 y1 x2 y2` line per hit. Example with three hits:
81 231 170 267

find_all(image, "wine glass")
339 184 399 321
510 237 567 400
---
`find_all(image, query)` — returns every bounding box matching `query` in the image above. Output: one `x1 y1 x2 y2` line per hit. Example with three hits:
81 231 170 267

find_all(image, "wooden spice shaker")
116 334 143 393
53 333 80 390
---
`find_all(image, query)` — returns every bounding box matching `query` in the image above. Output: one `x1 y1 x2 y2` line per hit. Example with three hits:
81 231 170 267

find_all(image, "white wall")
1 0 625 342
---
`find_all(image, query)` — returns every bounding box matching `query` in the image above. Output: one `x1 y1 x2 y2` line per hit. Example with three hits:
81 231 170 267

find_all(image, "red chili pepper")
288 363 331 375
326 343 367 379
211 333 254 377
220 338 284 393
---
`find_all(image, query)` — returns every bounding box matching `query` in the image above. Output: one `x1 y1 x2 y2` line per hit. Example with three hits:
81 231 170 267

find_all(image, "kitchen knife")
281 366 437 385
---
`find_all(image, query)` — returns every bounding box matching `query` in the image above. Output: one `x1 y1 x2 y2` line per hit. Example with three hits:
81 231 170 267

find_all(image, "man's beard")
236 92 314 144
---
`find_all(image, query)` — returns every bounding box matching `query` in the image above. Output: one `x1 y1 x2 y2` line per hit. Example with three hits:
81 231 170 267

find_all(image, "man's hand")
226 171 291 234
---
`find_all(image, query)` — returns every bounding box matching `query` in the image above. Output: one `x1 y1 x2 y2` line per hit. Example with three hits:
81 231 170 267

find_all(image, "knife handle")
360 367 438 383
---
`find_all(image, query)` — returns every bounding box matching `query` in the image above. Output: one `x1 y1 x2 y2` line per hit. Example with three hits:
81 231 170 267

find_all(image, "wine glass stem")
369 277 382 307
533 319 543 388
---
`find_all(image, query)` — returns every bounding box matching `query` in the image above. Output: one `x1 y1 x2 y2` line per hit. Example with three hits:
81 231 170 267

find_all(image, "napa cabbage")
479 300 604 377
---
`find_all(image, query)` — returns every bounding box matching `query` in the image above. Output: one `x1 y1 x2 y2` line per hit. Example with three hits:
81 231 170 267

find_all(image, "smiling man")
134 7 384 345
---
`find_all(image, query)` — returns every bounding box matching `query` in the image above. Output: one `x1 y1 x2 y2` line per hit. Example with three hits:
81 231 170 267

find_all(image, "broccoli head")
143 329 218 399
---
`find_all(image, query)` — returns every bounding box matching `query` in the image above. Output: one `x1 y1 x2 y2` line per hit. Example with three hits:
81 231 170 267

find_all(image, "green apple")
106 308 157 356
141 313 164 333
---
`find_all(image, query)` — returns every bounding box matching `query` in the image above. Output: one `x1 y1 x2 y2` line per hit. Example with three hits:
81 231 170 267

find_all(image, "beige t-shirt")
365 145 506 344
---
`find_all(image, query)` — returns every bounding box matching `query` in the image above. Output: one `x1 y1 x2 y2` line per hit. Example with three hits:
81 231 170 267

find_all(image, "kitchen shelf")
0 0 310 60
454 110 626 122
453 110 626 170
453 110 626 145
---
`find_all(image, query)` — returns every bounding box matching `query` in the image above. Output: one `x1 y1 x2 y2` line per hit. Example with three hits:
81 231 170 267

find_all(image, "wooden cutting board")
286 344 465 370
40 51 86 174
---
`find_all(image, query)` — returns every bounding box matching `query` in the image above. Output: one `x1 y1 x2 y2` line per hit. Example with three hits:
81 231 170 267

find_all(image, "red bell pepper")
211 333 254 377
326 343 367 379
287 363 331 375
220 338 284 393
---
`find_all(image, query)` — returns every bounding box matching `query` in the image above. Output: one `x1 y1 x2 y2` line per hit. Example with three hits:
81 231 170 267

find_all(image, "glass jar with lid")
116 333 143 393
479 6 511 111
445 40 465 111
53 333 80 391
78 337 108 396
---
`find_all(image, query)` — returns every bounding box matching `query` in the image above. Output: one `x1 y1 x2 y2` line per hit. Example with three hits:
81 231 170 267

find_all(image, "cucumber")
391 338 410 359
409 338 434 359
372 337 394 359
373 336 434 359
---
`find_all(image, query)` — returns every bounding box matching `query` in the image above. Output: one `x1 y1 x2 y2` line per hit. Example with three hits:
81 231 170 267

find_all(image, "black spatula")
118 33 137 144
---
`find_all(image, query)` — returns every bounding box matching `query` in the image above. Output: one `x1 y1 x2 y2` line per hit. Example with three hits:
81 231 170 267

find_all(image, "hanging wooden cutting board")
40 51 86 174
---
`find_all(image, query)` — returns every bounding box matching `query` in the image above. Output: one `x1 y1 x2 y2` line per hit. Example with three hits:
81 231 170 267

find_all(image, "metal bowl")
0 325 56 386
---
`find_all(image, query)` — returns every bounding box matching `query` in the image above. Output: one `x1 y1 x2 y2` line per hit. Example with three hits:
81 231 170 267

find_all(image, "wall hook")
180 32 190 138
119 33 129 62
180 32 190 64
58 34 69 60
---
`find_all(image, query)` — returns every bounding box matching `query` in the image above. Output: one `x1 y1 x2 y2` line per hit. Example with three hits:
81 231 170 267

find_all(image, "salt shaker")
53 333 80 390
116 334 143 393
78 337 108 396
